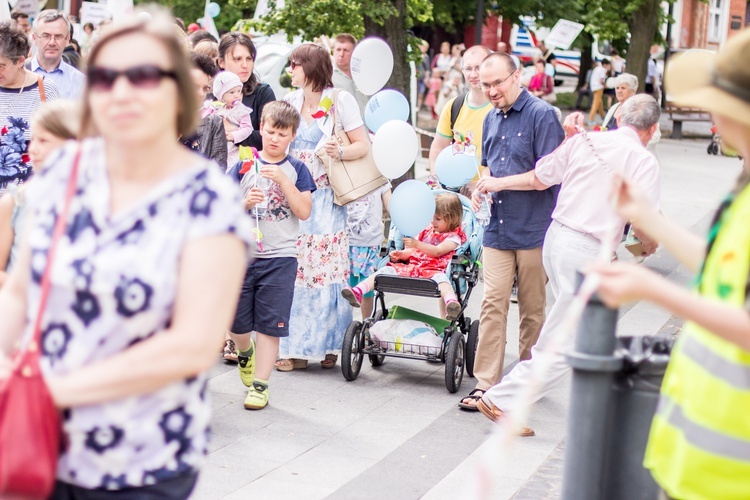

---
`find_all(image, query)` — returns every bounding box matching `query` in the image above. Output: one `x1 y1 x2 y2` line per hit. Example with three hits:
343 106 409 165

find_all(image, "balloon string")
470 125 626 499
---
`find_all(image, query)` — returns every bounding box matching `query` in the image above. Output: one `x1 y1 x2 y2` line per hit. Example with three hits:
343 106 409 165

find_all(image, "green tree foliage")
135 0 255 33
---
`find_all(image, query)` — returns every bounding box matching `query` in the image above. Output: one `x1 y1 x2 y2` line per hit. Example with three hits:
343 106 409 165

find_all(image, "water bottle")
252 175 272 217
475 192 491 227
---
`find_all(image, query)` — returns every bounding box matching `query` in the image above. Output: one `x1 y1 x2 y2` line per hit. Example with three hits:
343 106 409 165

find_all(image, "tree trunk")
364 0 415 185
628 0 661 93
578 32 593 91
364 0 410 101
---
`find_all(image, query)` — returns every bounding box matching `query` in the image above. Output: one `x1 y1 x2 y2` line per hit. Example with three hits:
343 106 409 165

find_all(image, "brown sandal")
275 359 308 372
458 389 485 411
320 354 338 369
477 399 535 437
223 339 238 363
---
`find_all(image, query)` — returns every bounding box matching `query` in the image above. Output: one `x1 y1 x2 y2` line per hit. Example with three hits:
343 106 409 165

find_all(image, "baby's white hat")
213 71 243 101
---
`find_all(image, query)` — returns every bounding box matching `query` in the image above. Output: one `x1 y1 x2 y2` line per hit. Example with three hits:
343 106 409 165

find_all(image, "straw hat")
666 28 750 126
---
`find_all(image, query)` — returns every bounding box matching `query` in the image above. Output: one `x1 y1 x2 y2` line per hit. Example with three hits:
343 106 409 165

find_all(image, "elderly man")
428 45 492 196
458 52 565 411
331 33 368 115
30 10 85 100
475 95 662 433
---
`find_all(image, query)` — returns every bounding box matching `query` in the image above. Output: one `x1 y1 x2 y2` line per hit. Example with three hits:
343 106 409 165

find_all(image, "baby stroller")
340 189 484 393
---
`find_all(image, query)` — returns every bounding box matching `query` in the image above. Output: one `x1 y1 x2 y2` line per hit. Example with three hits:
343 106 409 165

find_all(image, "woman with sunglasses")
275 43 370 371
217 32 276 152
0 11 252 497
0 23 60 198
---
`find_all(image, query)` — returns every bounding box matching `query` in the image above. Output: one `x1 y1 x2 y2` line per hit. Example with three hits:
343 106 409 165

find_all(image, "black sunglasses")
88 64 178 92
290 60 299 69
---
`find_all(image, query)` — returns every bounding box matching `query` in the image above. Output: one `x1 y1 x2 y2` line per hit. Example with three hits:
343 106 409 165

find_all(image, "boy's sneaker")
446 300 462 321
244 381 269 410
341 287 362 308
237 338 256 387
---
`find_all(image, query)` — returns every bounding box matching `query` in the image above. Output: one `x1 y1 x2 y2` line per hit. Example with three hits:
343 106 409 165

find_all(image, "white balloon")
351 38 394 96
372 120 419 179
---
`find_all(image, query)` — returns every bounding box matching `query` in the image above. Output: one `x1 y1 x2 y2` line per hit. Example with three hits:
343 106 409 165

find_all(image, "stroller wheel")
341 321 364 381
465 320 480 378
369 354 386 366
444 332 465 393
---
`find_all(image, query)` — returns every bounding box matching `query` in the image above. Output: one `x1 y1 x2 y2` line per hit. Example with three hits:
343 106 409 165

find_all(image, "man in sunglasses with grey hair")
30 9 85 100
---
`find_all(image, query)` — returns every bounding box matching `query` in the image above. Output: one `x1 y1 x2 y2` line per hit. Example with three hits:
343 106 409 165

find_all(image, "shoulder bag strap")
330 89 350 147
23 146 81 357
37 75 46 102
450 92 467 132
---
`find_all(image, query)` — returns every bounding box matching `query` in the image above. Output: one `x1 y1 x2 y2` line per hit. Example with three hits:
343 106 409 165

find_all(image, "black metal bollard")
561 278 622 500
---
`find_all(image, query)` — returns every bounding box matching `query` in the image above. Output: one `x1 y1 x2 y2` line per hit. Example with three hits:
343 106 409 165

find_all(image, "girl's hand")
587 261 657 308
390 250 404 261
403 237 418 249
260 165 285 185
612 174 653 224
243 187 265 210
225 131 234 142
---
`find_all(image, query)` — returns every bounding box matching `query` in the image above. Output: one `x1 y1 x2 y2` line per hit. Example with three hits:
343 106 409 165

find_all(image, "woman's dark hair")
189 30 217 47
218 32 259 95
0 22 29 62
191 52 218 77
84 22 94 31
289 43 333 92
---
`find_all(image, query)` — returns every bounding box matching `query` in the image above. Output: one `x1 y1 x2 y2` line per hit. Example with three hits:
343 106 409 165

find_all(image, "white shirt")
589 65 608 92
534 127 660 250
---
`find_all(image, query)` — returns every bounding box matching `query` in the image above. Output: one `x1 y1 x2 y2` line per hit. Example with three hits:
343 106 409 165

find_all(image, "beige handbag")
315 90 388 206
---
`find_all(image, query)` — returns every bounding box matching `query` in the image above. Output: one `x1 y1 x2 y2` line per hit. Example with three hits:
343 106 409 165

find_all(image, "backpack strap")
37 75 46 102
449 92 467 134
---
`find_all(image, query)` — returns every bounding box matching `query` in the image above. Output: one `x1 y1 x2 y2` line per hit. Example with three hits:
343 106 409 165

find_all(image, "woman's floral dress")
279 114 352 359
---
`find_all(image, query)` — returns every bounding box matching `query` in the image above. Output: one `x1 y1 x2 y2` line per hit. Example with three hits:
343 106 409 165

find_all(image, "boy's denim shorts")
231 257 298 337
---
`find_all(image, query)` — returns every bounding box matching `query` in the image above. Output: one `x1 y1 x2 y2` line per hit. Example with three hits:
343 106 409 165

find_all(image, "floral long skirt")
280 185 352 359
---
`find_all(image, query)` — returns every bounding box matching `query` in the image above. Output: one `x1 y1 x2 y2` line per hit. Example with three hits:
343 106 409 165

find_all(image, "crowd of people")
0 6 748 499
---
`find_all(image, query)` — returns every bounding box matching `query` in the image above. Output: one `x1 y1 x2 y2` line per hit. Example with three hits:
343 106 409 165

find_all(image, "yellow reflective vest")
644 179 750 499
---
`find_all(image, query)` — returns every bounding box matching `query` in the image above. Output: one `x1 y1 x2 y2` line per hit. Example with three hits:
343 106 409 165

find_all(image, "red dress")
389 226 467 278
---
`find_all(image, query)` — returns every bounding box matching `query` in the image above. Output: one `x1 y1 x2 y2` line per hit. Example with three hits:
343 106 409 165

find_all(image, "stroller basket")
366 339 442 360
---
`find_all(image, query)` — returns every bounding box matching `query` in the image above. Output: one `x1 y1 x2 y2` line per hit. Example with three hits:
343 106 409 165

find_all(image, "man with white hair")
474 95 662 433
30 9 85 99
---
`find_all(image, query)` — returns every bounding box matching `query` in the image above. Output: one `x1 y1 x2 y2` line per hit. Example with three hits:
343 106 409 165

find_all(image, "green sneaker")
243 381 268 410
237 339 255 387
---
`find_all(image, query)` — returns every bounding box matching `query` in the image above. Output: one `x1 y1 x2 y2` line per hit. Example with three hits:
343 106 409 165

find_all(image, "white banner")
544 19 585 50
81 1 111 27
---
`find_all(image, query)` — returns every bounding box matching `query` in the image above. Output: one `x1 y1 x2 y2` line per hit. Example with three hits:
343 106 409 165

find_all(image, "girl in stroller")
342 193 466 321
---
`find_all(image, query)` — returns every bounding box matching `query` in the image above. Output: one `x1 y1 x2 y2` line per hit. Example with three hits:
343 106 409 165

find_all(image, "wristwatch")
337 146 344 159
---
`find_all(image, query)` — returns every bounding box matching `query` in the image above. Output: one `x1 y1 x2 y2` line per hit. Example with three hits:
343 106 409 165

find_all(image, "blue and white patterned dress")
281 88 360 359
22 139 253 490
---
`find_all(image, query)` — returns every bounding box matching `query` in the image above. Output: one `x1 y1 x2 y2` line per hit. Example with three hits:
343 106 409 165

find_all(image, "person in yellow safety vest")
589 29 750 500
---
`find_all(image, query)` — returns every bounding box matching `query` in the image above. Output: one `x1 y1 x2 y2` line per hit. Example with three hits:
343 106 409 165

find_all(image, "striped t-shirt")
0 75 60 193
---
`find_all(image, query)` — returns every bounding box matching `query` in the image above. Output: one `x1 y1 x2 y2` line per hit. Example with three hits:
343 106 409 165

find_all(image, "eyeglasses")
88 65 177 92
480 71 516 91
289 60 300 69
36 33 68 43
462 65 481 74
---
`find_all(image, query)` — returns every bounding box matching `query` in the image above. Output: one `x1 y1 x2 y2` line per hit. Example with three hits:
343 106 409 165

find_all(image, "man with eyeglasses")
458 52 564 413
30 9 85 100
428 45 492 197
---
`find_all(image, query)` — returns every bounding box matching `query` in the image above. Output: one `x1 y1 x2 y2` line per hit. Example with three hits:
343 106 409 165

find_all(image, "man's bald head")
464 44 492 59
482 52 517 74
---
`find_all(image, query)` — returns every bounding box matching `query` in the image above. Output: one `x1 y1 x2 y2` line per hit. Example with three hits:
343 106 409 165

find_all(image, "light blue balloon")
434 146 478 188
207 2 221 18
390 180 436 237
364 89 409 133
